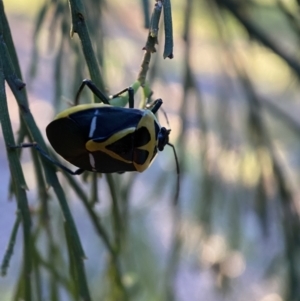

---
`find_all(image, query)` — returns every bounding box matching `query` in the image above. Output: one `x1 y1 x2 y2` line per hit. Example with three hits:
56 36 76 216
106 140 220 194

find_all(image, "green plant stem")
68 1 128 298
1 31 86 264
163 0 174 59
138 1 164 86
91 172 99 204
65 223 91 301
106 174 122 251
68 0 105 100
0 2 23 81
0 32 32 301
141 0 150 28
150 0 162 37
62 171 115 255
1 212 22 276
62 170 127 298
32 247 43 301
0 4 91 299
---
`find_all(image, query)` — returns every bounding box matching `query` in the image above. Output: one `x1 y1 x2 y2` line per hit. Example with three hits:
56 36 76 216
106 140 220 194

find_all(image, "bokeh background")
1 0 300 301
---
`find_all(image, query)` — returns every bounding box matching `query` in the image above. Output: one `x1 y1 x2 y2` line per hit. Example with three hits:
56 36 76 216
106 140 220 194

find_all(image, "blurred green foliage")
1 0 300 301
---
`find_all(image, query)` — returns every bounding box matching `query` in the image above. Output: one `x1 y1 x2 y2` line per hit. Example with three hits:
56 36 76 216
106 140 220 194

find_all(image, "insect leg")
128 87 134 108
148 98 163 114
10 143 84 175
111 87 135 108
75 79 110 105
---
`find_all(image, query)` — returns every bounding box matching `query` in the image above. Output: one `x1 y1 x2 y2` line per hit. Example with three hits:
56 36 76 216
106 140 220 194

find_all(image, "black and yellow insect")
18 80 179 180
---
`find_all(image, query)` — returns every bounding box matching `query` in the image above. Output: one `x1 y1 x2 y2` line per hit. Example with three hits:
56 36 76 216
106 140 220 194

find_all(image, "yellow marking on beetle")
86 127 136 164
83 109 159 172
133 111 159 172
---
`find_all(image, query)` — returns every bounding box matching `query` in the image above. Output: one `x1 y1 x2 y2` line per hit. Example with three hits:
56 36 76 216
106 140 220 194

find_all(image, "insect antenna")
167 142 180 205
148 98 180 203
160 106 171 129
147 100 171 128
